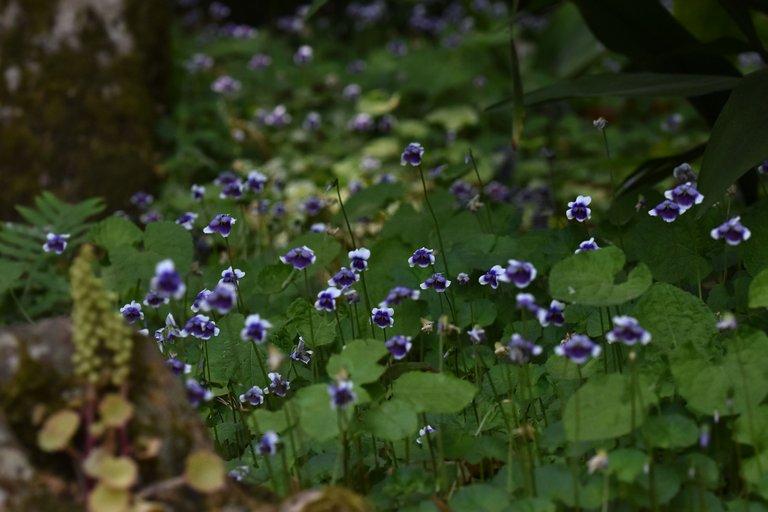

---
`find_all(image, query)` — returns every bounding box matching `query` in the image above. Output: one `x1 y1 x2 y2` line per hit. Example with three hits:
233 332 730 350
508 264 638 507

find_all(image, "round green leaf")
392 372 477 414
184 450 226 493
38 409 80 452
749 268 768 309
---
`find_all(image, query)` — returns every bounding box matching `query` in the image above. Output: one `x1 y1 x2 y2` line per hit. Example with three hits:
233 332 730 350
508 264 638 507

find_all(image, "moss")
0 0 170 219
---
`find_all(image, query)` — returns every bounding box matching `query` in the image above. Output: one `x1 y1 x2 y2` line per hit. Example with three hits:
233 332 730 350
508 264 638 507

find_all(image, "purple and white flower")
537 300 566 327
416 425 436 446
664 182 704 212
379 286 420 307
280 246 316 270
220 266 245 285
151 259 186 299
294 45 313 65
349 247 371 272
181 315 220 340
371 307 395 328
385 335 412 360
566 195 592 222
120 301 144 324
409 247 435 268
191 184 205 201
290 336 313 365
710 217 751 246
186 378 213 407
606 316 651 346
166 357 191 376
420 273 451 293
241 314 272 344
648 200 682 223
303 111 321 131
211 75 241 95
328 267 359 289
245 170 268 193
143 290 169 308
190 289 210 313
328 379 357 409
257 431 279 455
268 372 290 397
456 272 470 285
130 192 154 209
315 287 342 312
575 238 599 254
43 233 70 254
203 214 236 237
176 212 198 231
555 334 601 364
467 326 486 344
516 293 539 313
239 386 266 407
401 142 424 166
501 260 537 288
248 53 272 70
504 334 543 365
202 282 237 315
154 313 182 345
479 265 504 289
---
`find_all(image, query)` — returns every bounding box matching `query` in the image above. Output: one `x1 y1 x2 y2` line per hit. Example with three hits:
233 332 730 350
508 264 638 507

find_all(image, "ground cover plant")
2 1 768 510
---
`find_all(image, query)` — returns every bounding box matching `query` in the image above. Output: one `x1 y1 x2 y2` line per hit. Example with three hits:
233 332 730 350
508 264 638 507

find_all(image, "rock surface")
0 0 168 219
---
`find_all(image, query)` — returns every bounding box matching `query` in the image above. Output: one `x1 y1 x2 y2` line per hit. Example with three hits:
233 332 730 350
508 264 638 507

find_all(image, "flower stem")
418 164 451 277
303 269 315 346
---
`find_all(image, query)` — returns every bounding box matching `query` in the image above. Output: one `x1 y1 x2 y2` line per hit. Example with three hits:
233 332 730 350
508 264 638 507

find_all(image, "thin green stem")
418 165 451 277
303 269 316 345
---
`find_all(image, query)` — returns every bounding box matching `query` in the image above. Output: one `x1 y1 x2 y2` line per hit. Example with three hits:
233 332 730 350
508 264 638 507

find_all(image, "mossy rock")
0 0 170 219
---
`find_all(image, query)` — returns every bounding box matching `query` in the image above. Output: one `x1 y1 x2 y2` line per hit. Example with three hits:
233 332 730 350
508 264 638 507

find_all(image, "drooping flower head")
371 307 395 328
555 334 601 364
268 372 290 397
190 289 210 313
420 273 451 293
479 265 504 289
219 179 244 200
154 313 182 346
315 287 342 312
716 312 738 332
575 238 599 254
329 267 359 289
239 386 266 407
241 314 273 344
43 233 70 255
673 163 697 183
504 334 543 365
401 142 425 166
181 314 220 340
416 425 436 445
502 260 537 288
664 182 704 212
648 200 682 223
130 192 154 209
566 195 592 222
120 301 144 324
456 272 470 285
379 286 420 307
349 247 371 272
203 214 237 237
280 246 316 270
290 336 313 365
409 247 435 268
257 431 280 455
328 379 357 409
385 335 413 360
537 300 566 327
606 316 651 346
151 259 186 300
176 212 198 231
710 217 751 246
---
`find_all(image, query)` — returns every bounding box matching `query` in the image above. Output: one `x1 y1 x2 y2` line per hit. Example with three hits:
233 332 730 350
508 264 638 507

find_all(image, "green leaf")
326 338 388 384
641 414 699 449
286 298 338 349
563 374 658 442
450 484 512 512
607 448 648 483
740 199 768 275
253 263 294 294
294 384 339 442
549 247 652 306
749 268 768 309
0 258 25 294
634 283 717 355
144 221 194 271
425 106 478 131
363 399 419 441
89 217 142 252
339 183 405 222
357 89 400 115
698 68 768 212
392 372 477 414
207 314 250 387
487 73 740 111
671 329 768 415
734 406 768 451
